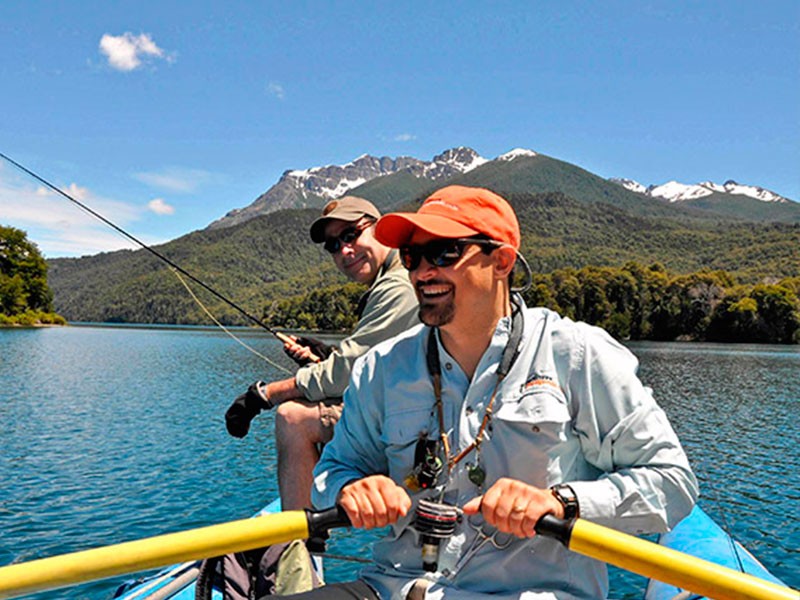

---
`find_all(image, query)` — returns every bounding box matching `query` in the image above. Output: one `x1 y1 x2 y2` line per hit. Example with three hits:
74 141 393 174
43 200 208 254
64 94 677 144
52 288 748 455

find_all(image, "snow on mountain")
609 178 647 195
648 181 715 202
499 148 538 161
611 178 790 204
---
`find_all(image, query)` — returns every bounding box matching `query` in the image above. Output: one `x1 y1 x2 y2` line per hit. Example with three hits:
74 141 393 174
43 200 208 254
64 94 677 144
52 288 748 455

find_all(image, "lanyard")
425 298 524 476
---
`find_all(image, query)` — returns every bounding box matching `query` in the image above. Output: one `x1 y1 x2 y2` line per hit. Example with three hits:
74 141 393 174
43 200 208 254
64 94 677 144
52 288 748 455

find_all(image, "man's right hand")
337 475 411 530
225 381 273 438
282 335 333 366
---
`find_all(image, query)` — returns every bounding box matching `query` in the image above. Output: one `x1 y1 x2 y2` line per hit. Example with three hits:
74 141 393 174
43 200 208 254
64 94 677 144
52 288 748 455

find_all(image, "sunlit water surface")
1 326 797 598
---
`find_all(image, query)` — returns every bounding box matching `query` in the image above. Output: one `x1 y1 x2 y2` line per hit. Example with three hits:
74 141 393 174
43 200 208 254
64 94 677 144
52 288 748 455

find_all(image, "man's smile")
416 282 453 300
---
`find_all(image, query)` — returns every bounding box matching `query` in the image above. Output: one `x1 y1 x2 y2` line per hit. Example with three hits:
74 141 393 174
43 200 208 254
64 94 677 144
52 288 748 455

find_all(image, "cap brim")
309 208 371 242
375 213 481 248
310 200 381 243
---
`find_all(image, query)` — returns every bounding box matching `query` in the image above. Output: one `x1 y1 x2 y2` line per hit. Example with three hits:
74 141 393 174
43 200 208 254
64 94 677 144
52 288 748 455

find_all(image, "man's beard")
418 298 455 327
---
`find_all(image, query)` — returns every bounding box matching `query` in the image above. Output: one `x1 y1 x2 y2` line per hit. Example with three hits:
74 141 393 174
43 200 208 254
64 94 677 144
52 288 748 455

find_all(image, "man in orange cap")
273 185 698 600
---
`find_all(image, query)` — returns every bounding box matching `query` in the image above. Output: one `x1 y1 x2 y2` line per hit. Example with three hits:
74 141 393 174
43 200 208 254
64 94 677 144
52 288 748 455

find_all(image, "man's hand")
225 381 273 438
462 477 564 539
282 335 333 366
338 475 412 530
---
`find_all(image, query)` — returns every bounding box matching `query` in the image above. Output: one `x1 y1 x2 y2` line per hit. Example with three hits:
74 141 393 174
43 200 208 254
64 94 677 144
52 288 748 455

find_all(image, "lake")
1 325 797 599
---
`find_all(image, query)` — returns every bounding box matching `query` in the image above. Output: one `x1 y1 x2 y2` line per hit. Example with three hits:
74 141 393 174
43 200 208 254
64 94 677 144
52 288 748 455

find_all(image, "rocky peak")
207 147 487 229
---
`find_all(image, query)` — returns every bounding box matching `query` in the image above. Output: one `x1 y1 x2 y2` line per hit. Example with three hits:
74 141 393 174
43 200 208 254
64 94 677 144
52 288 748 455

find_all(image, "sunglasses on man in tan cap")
309 196 381 244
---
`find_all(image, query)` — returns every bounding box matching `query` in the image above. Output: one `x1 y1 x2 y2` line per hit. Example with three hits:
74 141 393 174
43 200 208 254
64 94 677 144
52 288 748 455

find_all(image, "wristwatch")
550 484 580 520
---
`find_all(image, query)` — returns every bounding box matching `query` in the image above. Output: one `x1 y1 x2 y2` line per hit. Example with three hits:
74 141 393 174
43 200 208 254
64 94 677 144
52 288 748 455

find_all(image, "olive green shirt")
294 250 419 401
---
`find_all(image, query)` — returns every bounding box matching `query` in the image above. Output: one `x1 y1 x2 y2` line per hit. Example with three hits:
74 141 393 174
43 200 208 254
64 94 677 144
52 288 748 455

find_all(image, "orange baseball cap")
375 185 520 249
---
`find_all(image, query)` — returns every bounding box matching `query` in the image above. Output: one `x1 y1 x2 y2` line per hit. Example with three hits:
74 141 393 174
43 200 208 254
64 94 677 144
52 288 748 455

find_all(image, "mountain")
612 178 791 204
45 146 800 325
436 152 684 219
47 192 800 325
610 178 800 223
213 147 798 231
207 147 486 229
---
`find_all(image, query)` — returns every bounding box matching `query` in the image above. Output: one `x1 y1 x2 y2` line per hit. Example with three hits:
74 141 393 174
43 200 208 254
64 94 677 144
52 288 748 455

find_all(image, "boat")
111 498 290 600
111 503 793 600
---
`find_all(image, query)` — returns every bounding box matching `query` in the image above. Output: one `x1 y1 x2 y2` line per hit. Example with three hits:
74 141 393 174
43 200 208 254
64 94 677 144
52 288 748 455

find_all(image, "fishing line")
0 151 291 344
171 268 291 374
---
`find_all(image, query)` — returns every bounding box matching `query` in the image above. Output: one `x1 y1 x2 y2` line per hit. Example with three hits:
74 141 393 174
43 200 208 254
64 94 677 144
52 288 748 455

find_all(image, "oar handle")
533 514 573 545
307 504 351 537
535 515 798 600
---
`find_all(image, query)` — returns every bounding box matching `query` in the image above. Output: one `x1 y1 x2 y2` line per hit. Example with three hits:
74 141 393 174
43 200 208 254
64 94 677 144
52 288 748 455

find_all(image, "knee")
275 401 316 436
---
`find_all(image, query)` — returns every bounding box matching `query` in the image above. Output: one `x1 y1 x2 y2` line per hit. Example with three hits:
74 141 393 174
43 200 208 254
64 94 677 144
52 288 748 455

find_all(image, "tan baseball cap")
309 196 382 243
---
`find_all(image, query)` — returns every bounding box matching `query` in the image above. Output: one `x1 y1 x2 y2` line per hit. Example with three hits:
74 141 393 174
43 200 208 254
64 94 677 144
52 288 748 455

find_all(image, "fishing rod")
0 151 314 355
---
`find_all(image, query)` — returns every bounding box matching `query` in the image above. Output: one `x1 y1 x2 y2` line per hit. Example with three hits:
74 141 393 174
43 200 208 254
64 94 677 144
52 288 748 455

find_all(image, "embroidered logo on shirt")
524 372 561 391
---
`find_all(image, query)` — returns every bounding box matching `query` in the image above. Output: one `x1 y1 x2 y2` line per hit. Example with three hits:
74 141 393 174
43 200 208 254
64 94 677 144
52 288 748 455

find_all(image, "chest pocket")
494 385 572 442
382 407 433 481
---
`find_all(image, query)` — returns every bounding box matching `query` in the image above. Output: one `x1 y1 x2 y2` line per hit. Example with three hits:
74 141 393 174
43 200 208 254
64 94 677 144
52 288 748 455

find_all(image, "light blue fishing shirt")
313 305 699 599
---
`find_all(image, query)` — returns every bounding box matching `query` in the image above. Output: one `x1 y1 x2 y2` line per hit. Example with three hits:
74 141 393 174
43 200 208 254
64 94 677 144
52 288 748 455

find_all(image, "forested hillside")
47 191 799 332
268 262 800 343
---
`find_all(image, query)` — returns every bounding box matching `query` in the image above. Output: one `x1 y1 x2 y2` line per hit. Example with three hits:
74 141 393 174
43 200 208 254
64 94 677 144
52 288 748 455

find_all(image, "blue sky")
1 1 798 258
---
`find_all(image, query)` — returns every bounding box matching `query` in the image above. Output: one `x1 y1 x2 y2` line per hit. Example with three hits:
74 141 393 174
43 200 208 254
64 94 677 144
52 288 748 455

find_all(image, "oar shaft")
0 511 309 599
569 519 797 600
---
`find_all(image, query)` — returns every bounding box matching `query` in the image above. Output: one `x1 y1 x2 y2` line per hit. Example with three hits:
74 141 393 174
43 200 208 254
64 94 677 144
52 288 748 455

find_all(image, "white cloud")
133 167 215 193
0 171 150 257
267 81 286 100
394 133 416 142
99 32 168 72
148 198 175 215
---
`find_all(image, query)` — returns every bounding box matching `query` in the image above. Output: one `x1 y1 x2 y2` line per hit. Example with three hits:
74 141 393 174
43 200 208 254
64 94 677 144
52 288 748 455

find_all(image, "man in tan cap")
225 196 419 511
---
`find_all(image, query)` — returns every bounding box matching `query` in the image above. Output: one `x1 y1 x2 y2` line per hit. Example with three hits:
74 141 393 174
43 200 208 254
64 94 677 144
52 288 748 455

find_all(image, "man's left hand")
225 381 272 438
462 477 563 539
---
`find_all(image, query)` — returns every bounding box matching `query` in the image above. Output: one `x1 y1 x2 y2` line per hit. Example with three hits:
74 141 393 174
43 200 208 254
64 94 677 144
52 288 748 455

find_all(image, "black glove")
225 381 272 438
283 336 334 366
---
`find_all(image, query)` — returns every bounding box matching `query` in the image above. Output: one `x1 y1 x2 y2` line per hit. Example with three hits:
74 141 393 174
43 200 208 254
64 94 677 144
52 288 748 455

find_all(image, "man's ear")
493 246 517 280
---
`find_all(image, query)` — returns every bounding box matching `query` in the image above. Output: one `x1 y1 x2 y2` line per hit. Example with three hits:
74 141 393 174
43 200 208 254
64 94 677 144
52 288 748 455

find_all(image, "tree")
0 225 55 316
750 284 800 343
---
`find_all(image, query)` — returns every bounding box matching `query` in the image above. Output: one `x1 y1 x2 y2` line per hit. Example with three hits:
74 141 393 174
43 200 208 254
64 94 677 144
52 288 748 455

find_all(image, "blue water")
1 326 797 599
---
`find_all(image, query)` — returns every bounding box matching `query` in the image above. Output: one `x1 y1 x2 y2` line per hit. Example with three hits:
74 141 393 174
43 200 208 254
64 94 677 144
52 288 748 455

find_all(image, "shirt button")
532 425 540 433
445 362 453 370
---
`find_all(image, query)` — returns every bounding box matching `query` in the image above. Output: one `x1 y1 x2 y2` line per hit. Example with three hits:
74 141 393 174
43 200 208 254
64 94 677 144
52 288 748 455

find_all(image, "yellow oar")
0 507 347 600
1 508 797 600
536 515 798 600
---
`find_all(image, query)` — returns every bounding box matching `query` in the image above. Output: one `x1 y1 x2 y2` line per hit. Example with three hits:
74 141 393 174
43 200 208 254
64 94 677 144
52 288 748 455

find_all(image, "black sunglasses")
323 221 373 254
399 238 500 271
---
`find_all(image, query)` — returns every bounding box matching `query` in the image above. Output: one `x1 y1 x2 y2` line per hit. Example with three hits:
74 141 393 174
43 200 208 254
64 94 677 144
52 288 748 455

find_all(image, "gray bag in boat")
195 539 322 600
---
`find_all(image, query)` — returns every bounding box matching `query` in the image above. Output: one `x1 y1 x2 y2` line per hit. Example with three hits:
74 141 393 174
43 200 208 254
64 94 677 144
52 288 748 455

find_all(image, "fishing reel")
413 498 461 572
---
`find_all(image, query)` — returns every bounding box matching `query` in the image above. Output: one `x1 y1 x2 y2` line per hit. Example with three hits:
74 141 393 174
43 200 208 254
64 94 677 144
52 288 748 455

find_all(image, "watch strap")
550 483 580 520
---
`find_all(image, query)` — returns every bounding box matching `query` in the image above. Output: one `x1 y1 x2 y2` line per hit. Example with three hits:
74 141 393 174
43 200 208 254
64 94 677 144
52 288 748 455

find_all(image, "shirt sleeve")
311 351 390 508
561 323 699 534
294 271 418 401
